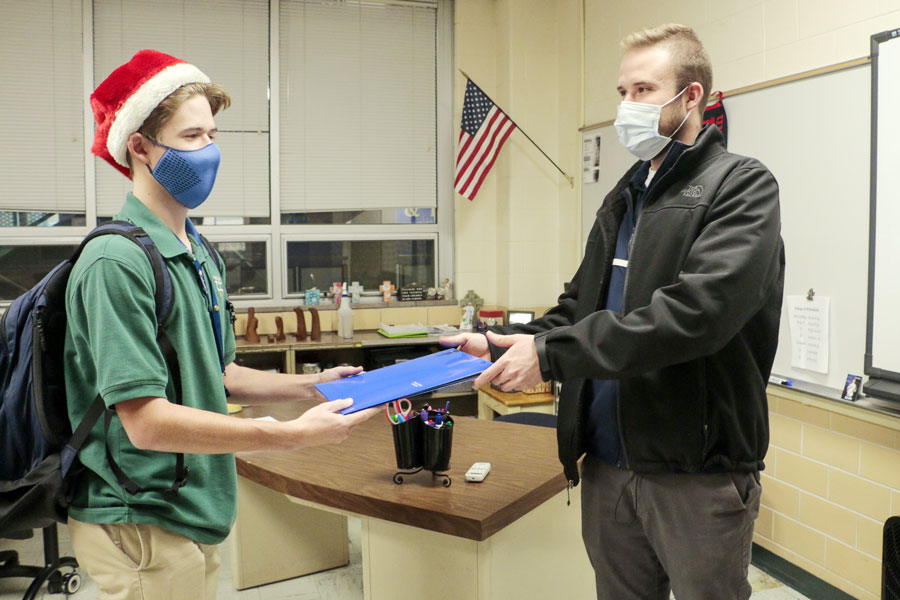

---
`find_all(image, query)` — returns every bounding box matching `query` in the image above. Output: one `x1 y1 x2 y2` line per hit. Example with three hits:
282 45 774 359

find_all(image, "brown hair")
126 82 231 169
621 24 712 113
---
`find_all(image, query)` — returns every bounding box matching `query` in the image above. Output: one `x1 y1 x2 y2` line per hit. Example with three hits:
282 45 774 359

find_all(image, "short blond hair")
621 24 712 113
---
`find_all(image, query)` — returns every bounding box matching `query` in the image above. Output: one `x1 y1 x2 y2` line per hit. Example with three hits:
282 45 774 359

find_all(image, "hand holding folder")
314 349 493 414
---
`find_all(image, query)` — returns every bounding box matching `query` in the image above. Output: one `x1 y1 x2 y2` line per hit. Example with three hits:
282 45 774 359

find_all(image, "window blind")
93 0 269 218
0 0 84 213
279 0 437 213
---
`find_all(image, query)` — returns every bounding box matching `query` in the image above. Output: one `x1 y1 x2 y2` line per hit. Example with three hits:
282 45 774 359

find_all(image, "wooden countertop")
234 400 567 541
478 385 555 407
235 331 445 352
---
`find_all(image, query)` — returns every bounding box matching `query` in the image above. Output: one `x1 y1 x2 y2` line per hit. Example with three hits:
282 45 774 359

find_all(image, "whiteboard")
581 63 871 391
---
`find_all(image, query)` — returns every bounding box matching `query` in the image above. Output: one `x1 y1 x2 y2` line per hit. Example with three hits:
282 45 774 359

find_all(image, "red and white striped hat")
90 49 210 178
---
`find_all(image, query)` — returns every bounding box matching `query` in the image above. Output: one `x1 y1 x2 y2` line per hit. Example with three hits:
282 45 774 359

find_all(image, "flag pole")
459 69 575 188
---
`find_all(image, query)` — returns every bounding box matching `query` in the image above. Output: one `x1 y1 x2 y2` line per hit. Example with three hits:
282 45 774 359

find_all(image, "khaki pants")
581 455 761 600
68 517 220 600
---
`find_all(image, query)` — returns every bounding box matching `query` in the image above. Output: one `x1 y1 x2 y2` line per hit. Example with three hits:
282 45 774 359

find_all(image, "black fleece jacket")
490 125 785 486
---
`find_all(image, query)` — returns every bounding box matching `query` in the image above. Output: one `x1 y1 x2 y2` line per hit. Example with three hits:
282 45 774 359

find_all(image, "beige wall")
454 0 582 309
583 0 900 125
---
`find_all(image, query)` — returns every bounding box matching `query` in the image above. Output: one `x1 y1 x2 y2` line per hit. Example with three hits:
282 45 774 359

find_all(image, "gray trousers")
581 455 761 600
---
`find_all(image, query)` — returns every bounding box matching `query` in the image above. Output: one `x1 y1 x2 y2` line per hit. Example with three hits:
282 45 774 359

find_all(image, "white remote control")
465 462 491 482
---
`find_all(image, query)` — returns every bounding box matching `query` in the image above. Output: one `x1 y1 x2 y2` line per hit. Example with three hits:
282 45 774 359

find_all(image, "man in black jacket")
443 24 784 600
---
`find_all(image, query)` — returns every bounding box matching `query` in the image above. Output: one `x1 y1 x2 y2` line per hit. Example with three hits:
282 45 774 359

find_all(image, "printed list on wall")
787 295 830 374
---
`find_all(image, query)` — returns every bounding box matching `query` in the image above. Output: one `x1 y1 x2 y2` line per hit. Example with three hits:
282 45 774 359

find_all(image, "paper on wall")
787 295 829 374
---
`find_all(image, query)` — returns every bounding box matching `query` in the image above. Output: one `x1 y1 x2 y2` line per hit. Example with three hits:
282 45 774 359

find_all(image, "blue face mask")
147 138 221 209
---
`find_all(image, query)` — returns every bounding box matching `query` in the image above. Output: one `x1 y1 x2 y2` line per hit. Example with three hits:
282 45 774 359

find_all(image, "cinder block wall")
759 387 900 599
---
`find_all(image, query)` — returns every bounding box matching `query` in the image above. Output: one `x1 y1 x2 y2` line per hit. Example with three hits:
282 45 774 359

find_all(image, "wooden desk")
477 385 556 420
230 401 592 599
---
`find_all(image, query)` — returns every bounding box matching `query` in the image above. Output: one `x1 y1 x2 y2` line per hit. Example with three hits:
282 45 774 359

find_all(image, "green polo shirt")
64 193 237 545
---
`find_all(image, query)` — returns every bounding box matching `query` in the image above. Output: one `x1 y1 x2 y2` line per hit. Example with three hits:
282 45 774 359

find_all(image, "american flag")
455 79 517 200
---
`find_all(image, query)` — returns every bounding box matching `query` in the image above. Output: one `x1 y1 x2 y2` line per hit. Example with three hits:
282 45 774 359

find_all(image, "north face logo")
680 184 704 198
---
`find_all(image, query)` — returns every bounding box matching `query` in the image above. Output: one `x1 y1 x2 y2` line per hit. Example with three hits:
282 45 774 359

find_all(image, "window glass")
209 241 268 297
0 245 79 302
286 239 435 297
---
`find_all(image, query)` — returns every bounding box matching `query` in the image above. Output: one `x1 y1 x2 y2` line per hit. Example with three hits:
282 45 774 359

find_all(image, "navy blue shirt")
586 142 688 467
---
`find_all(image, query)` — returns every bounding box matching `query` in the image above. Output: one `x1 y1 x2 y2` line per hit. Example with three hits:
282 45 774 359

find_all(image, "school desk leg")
230 476 349 590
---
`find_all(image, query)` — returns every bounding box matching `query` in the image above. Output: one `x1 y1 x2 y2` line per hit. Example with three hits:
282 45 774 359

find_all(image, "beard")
658 102 688 139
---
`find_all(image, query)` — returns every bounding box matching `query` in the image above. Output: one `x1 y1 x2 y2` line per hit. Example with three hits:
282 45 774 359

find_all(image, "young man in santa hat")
64 49 376 599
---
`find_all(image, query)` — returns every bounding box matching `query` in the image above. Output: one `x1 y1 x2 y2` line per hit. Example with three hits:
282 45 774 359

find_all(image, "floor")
1 520 811 600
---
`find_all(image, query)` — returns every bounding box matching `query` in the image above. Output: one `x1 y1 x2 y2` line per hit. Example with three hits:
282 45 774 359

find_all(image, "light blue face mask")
147 138 221 209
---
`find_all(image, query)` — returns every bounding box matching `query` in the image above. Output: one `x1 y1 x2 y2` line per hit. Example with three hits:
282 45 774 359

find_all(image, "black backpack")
0 221 225 537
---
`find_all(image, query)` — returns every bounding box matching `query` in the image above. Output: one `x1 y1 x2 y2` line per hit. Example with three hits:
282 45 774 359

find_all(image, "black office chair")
493 411 557 428
885 516 900 600
0 525 81 598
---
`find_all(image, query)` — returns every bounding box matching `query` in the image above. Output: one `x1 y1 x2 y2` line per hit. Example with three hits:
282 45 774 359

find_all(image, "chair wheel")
63 572 82 594
48 571 81 595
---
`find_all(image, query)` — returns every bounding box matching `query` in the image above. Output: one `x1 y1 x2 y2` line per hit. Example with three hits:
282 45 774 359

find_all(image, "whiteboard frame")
864 27 900 402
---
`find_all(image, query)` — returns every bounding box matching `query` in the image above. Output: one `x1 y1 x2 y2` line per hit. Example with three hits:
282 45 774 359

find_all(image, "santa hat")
91 49 210 178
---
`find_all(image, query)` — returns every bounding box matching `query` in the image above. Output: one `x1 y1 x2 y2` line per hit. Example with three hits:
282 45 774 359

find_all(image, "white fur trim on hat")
107 62 210 168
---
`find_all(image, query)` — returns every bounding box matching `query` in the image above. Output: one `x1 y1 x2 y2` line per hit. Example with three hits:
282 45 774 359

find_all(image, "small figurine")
305 287 321 306
274 316 285 342
436 278 452 300
245 307 260 343
309 307 322 342
348 281 364 303
379 280 395 303
427 287 437 300
329 282 343 305
294 306 307 341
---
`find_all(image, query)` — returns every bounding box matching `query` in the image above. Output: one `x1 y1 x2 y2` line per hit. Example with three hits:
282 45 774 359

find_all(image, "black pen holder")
392 415 424 469
422 415 454 472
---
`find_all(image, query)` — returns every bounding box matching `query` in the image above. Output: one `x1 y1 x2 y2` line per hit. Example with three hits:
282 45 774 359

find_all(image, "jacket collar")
604 124 726 214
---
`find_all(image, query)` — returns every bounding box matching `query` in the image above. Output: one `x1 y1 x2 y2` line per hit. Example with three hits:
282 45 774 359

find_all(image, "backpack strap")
77 221 187 494
79 222 175 324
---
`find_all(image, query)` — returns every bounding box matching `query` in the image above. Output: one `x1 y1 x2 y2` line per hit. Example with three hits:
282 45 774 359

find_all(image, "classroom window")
93 0 271 222
278 0 438 219
0 0 84 226
208 240 269 297
285 239 436 298
0 245 80 302
0 0 452 309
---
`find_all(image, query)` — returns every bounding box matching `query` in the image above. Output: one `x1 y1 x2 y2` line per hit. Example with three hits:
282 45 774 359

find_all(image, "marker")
768 375 792 387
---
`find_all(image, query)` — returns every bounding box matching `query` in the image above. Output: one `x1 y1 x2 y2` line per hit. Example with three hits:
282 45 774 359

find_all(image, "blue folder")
315 348 493 414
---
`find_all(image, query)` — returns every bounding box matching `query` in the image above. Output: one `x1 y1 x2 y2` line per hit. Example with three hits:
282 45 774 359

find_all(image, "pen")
768 376 792 387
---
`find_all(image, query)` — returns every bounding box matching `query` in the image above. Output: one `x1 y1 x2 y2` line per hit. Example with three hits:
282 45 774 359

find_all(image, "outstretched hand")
289 398 378 448
473 331 543 391
319 365 364 383
438 332 490 360
312 365 364 402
